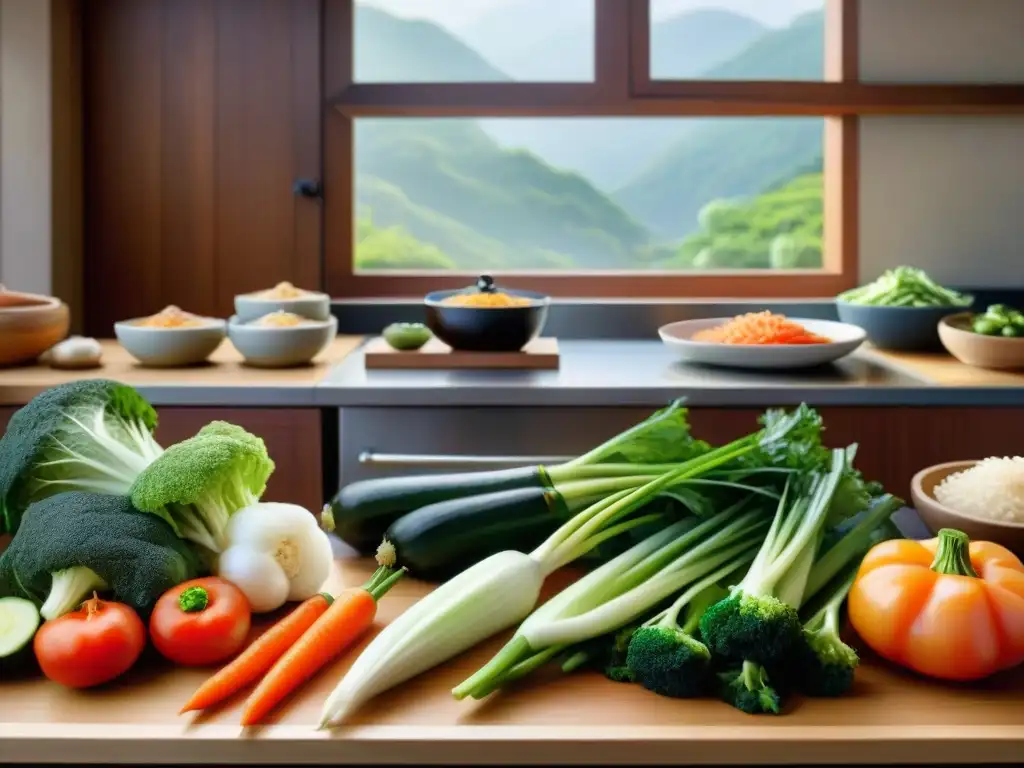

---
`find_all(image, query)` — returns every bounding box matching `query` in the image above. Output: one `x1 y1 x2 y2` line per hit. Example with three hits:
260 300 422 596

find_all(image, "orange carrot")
180 593 333 714
239 556 405 727
693 311 830 345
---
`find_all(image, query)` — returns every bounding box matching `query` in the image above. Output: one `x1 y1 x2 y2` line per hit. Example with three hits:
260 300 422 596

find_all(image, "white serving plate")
658 317 866 370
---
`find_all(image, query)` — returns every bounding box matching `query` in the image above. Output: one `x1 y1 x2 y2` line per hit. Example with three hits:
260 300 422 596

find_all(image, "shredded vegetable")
693 312 830 345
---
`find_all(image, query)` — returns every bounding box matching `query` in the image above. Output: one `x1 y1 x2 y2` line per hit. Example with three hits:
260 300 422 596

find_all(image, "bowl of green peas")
836 267 973 351
938 306 1024 370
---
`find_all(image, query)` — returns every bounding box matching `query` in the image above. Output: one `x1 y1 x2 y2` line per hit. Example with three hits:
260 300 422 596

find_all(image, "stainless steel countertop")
315 340 1024 408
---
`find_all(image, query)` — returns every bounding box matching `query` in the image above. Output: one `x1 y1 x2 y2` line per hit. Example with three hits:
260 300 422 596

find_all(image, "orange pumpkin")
848 528 1024 681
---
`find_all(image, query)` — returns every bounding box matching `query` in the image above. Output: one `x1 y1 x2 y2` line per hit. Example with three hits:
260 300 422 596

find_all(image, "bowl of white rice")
912 458 1024 555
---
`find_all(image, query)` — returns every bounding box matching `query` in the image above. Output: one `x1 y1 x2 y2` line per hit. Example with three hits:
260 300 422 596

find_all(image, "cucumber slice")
0 596 41 658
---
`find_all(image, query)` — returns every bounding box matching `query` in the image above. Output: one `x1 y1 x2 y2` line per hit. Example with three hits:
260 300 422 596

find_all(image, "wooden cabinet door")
82 0 322 335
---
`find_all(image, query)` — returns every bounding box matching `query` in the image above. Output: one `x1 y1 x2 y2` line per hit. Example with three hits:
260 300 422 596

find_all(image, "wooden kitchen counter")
0 337 365 406
3 556 1022 766
869 348 1024 387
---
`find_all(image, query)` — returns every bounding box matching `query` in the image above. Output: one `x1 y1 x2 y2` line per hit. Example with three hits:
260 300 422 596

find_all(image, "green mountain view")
353 2 826 273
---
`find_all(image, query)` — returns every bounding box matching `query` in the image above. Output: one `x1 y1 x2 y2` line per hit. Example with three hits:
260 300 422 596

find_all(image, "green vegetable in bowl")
837 267 972 308
970 304 1024 337
0 379 165 536
0 492 203 620
383 322 432 351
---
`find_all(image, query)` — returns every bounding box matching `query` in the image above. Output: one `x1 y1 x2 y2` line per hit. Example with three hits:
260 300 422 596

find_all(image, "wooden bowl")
911 460 1024 556
0 286 70 366
938 313 1024 370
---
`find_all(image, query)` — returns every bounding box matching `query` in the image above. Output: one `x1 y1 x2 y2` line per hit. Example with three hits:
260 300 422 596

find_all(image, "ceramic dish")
658 317 866 370
911 460 1024 556
234 283 331 324
115 317 226 367
228 314 337 367
424 284 549 352
835 299 972 352
0 286 71 366
938 312 1024 370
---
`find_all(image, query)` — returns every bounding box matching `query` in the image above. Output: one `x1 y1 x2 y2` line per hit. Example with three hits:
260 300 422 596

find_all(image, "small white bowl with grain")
234 282 331 324
228 310 337 368
115 306 226 367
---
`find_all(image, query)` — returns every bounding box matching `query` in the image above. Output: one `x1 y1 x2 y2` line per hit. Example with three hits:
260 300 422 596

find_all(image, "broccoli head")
790 562 861 698
699 591 802 666
718 660 782 715
624 582 725 698
626 626 711 698
0 492 202 619
789 626 859 698
130 429 274 553
0 380 163 535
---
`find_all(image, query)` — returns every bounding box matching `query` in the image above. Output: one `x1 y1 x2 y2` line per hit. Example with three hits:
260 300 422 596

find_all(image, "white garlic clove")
43 335 103 369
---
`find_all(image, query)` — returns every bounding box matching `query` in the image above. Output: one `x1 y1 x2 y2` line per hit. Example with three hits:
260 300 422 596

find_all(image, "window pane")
354 0 595 83
353 117 825 273
649 0 826 81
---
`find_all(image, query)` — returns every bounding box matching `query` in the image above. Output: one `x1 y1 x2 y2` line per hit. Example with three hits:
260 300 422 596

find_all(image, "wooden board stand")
364 336 560 370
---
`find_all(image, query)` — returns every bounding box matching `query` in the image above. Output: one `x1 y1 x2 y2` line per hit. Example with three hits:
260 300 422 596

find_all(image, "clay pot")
0 285 71 366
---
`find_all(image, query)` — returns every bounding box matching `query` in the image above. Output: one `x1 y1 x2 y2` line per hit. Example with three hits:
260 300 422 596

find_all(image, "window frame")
323 0 1024 299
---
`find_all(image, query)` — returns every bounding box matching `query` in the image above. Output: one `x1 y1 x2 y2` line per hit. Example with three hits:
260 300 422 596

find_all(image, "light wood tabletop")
3 554 1022 766
0 337 365 405
869 347 1024 387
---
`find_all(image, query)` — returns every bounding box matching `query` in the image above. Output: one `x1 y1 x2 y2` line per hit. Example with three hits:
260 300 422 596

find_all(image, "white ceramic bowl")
658 317 866 370
234 288 331 324
228 314 337 368
115 318 226 367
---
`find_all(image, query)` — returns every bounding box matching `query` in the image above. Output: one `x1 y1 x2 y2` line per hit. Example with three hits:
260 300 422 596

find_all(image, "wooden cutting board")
363 337 560 370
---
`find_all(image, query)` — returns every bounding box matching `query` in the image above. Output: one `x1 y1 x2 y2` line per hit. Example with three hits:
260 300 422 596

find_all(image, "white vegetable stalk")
41 566 108 620
216 502 334 613
453 504 766 699
319 437 763 728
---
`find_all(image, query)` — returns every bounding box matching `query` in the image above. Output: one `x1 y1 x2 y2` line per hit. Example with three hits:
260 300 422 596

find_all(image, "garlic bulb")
216 502 334 613
41 336 103 369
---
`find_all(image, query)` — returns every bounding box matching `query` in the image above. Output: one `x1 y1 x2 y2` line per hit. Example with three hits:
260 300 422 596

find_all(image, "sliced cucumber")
0 596 41 659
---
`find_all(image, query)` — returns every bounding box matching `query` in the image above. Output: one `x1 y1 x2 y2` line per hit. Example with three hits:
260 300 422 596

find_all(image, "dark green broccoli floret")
789 564 860 698
130 430 274 553
0 380 163 535
0 492 202 619
700 591 802 665
626 583 724 698
627 627 710 696
718 660 782 715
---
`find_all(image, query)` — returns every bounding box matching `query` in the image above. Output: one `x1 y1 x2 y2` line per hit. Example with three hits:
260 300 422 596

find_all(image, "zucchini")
386 486 569 581
0 596 41 677
330 466 547 553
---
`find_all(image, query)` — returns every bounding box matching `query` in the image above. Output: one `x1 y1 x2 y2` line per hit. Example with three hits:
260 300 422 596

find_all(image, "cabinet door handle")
292 178 322 199
357 451 574 468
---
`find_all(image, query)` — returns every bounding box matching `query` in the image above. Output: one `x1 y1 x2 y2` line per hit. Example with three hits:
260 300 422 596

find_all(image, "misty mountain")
354 4 508 83
480 8 771 189
355 119 651 270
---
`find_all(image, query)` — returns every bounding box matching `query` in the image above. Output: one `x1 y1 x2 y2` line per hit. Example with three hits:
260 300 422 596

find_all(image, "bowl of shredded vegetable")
659 312 866 370
836 267 973 351
425 275 549 352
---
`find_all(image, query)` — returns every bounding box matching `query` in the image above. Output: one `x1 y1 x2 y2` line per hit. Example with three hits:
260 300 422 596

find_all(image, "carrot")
693 311 830 345
180 593 333 714
239 551 406 727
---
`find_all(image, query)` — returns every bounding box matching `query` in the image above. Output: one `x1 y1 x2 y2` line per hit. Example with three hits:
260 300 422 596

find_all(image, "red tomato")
34 595 146 688
150 577 251 666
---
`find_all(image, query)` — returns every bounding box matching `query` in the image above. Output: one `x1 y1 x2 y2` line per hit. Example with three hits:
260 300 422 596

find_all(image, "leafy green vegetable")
0 492 202 619
0 380 164 536
130 428 275 554
837 267 972 308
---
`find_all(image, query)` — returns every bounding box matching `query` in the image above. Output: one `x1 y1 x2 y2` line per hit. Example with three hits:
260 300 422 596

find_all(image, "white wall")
0 0 53 295
857 0 1024 286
